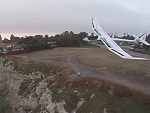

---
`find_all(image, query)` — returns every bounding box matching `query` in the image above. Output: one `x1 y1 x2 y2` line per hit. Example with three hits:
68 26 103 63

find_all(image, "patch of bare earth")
15 47 150 103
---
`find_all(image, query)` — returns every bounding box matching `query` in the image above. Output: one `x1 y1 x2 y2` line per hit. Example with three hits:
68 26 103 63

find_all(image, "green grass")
77 88 150 113
18 78 44 97
3 49 150 113
48 85 150 113
110 96 150 113
18 79 32 97
0 92 9 113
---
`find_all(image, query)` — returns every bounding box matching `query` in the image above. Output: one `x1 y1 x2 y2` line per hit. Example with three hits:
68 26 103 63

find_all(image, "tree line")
2 31 150 52
2 31 88 52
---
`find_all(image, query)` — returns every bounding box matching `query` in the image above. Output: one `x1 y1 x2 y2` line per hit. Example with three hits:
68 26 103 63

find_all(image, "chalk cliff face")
0 58 84 113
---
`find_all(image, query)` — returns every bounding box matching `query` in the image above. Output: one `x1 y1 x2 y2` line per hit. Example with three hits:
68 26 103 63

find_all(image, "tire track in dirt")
67 50 150 95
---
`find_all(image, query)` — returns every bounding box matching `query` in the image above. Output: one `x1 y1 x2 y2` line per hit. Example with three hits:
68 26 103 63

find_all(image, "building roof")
13 44 23 49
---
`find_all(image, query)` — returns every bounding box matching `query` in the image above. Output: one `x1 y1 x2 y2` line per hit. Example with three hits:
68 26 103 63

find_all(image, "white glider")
91 18 147 60
131 34 150 46
113 33 150 46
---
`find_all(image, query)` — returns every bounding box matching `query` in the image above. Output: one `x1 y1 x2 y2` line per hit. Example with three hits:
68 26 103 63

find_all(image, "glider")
90 18 147 60
131 34 150 45
113 33 150 46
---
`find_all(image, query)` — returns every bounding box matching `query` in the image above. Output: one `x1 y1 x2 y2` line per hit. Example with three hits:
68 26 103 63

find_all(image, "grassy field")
22 47 88 58
0 92 9 113
15 47 150 113
21 47 150 76
20 47 89 66
76 47 150 76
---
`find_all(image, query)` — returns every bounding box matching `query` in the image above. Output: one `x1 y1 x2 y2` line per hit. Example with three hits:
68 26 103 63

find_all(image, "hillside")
0 47 150 113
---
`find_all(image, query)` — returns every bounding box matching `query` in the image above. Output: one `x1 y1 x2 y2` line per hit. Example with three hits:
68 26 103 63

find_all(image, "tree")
146 34 150 44
44 35 49 39
0 35 2 41
90 33 94 37
73 32 88 47
70 31 74 35
3 38 10 43
34 35 43 39
10 34 20 42
10 34 15 42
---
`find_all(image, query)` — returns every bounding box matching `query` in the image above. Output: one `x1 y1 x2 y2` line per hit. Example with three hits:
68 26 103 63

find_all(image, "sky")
0 0 150 39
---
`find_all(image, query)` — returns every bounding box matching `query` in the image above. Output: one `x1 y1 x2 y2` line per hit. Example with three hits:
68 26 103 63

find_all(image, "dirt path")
67 50 150 95
15 48 150 95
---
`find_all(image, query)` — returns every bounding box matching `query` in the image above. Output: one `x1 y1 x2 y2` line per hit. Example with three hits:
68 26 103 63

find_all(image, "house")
47 41 57 47
12 44 24 51
0 38 7 53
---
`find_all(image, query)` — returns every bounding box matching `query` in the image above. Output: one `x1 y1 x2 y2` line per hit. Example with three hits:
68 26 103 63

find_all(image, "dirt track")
18 47 150 96
67 48 150 95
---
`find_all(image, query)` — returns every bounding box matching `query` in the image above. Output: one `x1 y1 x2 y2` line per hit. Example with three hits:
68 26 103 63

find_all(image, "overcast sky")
0 0 150 38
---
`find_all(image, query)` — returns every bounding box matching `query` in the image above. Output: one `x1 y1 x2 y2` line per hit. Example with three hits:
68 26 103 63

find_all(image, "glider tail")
139 32 146 40
132 33 150 45
139 32 150 45
132 32 145 40
132 34 139 42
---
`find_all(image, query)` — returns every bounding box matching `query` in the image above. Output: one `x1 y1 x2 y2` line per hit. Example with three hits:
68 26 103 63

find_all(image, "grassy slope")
66 78 150 113
10 47 150 113
76 48 150 76
0 92 9 113
77 89 150 113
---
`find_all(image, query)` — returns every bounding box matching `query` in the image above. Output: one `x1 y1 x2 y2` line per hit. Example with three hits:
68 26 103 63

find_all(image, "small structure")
0 42 7 53
47 41 57 47
0 36 7 57
12 44 24 51
6 44 26 55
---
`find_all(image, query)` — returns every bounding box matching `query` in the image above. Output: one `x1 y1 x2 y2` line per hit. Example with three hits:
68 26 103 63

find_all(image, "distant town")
1 31 150 56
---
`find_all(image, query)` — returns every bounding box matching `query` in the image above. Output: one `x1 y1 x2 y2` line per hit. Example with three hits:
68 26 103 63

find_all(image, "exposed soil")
16 47 150 98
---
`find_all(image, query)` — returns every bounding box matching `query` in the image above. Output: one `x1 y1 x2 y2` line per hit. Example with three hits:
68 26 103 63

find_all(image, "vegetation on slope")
2 56 150 113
